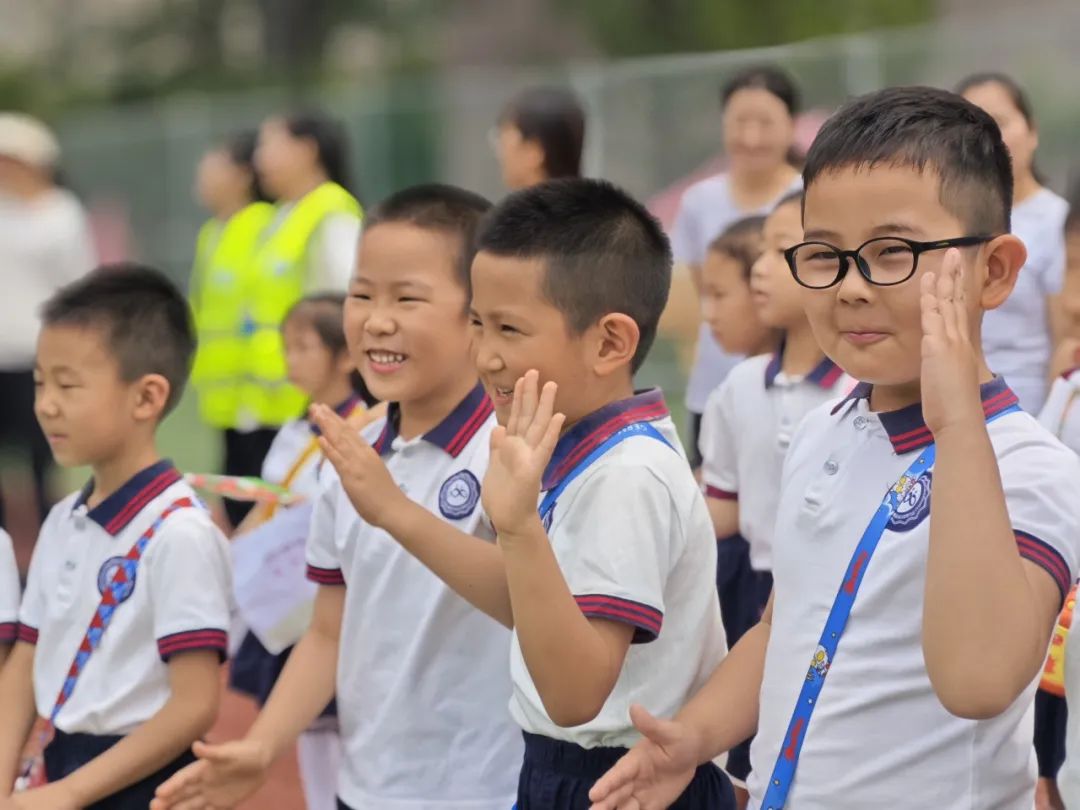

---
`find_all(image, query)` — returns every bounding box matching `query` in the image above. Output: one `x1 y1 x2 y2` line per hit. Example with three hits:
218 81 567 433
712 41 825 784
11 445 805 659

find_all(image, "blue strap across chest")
538 421 672 522
760 403 1021 809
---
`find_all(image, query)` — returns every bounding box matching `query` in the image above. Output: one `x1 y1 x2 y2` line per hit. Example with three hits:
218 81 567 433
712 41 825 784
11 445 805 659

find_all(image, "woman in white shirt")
0 114 95 529
959 73 1070 414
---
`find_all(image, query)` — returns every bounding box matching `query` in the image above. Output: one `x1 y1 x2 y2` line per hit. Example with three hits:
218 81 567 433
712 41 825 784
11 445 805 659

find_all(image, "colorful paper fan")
184 473 304 505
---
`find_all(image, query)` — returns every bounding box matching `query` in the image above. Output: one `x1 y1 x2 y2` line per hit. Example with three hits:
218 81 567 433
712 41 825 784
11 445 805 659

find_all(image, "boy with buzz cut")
0 265 232 810
304 178 734 809
152 184 523 810
589 86 1080 810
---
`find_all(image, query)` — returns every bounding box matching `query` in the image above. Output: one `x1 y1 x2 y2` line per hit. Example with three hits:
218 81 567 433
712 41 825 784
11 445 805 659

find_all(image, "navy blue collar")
74 459 182 536
371 383 491 458
764 340 845 390
831 377 1019 454
542 388 670 492
310 394 362 435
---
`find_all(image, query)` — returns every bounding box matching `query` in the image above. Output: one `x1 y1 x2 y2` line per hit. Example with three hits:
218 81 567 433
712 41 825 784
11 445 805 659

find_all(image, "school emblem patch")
887 470 933 532
97 556 138 604
439 470 480 520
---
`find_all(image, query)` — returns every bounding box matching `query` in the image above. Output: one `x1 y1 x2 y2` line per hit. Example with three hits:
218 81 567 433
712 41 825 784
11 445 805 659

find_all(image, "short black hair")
476 178 671 374
721 65 800 116
500 86 586 180
223 129 270 203
707 215 766 280
803 86 1013 234
41 263 196 417
364 183 492 299
283 292 377 407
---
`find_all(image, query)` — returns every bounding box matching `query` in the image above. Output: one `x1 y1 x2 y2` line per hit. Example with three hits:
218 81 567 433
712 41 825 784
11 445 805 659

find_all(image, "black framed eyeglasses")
784 235 994 290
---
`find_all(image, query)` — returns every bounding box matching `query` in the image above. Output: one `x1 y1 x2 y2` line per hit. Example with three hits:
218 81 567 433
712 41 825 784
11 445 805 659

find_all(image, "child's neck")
88 442 162 509
1013 172 1042 206
561 377 636 434
778 320 824 377
751 330 783 358
869 361 996 413
310 379 355 411
398 373 479 440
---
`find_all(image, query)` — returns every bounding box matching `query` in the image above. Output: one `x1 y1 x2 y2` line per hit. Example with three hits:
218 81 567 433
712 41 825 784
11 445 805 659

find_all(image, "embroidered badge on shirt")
886 470 933 532
97 556 138 604
439 470 480 520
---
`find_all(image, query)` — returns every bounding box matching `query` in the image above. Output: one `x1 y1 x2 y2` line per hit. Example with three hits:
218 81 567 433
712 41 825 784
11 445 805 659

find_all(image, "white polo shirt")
305 383 521 810
17 461 232 736
699 351 852 571
1 528 19 645
509 389 727 749
747 378 1080 810
1038 368 1080 455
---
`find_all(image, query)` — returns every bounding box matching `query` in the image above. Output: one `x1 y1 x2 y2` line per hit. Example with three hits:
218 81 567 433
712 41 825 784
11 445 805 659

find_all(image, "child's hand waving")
482 370 565 542
920 248 985 437
312 403 403 529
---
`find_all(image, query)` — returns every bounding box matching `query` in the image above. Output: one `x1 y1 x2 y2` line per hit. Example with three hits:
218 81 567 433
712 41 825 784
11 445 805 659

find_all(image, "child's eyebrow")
869 222 924 238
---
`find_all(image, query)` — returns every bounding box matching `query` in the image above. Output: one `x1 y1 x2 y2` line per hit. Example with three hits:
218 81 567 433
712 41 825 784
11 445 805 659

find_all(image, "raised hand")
588 705 702 810
150 739 271 810
482 370 565 539
920 248 984 436
312 403 404 529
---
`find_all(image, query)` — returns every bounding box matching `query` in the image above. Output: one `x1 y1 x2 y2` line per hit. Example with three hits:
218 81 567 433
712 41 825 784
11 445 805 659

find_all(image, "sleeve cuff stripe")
574 595 663 634
306 565 346 585
17 624 38 645
704 485 737 501
1017 532 1071 599
158 629 228 654
0 622 16 643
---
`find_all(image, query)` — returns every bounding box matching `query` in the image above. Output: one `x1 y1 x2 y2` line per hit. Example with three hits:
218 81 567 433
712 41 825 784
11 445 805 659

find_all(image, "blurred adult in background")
191 114 363 528
491 85 585 190
0 113 95 530
671 66 802 466
959 72 1069 414
1049 181 1080 377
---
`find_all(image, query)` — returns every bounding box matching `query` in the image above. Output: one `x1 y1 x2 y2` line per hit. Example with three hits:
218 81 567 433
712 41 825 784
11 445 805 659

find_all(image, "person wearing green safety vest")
190 117 362 528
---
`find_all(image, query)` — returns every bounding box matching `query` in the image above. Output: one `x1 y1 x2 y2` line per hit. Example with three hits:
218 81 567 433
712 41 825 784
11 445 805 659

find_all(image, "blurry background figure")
491 85 585 190
1050 181 1080 377
959 72 1069 414
195 112 362 529
188 131 277 528
0 112 95 532
669 66 802 467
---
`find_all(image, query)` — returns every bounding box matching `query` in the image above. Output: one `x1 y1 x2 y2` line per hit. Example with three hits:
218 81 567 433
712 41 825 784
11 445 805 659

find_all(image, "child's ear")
132 374 171 422
592 313 640 378
980 234 1027 311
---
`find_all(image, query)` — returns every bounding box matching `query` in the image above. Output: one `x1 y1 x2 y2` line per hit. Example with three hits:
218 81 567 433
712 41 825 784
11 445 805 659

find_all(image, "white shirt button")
853 416 868 430
823 459 840 475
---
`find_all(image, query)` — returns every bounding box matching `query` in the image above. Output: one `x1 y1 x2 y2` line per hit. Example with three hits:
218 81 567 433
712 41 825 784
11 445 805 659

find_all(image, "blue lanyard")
538 421 672 523
760 404 1021 809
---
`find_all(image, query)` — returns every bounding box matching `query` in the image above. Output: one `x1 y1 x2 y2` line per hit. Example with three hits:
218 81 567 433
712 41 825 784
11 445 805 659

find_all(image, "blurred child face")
799 165 1012 388
494 122 544 190
750 200 807 330
962 82 1038 183
34 325 151 468
700 249 771 354
471 251 596 426
282 317 351 402
195 149 252 214
255 118 316 199
344 222 473 407
1062 228 1080 340
723 88 795 177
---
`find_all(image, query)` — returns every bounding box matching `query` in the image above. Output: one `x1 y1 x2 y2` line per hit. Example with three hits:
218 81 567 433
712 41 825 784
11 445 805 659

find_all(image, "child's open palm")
920 248 984 436
482 371 565 537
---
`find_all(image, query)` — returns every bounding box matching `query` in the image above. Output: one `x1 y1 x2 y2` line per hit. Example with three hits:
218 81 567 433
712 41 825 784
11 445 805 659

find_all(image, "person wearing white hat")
0 112 96 530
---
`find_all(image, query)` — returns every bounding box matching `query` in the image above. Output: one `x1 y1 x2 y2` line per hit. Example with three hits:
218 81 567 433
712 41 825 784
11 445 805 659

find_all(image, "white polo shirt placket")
17 460 232 736
700 350 853 571
748 378 1080 810
305 383 522 810
509 389 727 750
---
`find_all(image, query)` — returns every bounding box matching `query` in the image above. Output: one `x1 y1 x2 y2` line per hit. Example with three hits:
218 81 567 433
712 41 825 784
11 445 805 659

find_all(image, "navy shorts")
715 536 772 783
1034 690 1068 779
516 731 734 810
44 729 197 810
